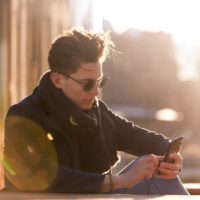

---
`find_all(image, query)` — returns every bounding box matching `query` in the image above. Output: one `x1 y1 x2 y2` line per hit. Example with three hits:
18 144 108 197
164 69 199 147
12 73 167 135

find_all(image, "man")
4 29 188 194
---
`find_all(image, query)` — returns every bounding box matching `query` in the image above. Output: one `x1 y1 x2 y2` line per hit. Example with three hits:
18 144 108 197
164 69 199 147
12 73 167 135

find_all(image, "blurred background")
1 0 200 183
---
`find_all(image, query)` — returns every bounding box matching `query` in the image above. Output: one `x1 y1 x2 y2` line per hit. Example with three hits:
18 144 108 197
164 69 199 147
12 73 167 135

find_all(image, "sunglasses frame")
59 72 109 91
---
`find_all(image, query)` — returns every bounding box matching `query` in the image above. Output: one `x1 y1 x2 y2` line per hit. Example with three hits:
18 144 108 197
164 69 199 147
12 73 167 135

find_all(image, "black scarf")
36 71 98 139
34 71 112 172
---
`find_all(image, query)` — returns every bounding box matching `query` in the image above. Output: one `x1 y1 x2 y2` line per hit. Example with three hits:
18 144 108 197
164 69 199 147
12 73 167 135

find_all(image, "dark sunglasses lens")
84 81 95 91
83 77 109 91
99 77 108 88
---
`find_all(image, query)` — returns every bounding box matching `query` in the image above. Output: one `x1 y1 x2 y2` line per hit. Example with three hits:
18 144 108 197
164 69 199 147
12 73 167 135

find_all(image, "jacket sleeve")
100 101 170 156
4 113 104 194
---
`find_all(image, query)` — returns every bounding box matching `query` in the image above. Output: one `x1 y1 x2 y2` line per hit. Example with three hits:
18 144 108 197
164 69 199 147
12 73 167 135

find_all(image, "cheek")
63 85 85 103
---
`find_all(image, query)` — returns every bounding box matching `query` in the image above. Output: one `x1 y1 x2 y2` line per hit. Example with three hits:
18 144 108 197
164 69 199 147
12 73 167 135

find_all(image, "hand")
156 152 183 179
120 154 159 188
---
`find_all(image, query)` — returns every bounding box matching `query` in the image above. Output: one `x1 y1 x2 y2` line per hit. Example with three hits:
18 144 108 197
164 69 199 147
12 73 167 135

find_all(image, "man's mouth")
84 99 94 104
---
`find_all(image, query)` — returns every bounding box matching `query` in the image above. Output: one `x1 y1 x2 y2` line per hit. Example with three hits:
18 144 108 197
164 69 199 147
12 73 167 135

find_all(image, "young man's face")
52 61 103 110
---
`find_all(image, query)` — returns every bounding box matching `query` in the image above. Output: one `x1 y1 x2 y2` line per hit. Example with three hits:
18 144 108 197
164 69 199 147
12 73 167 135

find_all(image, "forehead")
74 62 102 78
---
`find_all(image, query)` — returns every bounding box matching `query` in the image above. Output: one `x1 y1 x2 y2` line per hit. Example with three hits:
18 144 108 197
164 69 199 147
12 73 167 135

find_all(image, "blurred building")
0 0 100 189
1 0 200 186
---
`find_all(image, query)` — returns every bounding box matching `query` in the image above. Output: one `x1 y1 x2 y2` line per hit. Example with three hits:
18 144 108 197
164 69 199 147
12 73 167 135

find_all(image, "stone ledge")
184 183 200 195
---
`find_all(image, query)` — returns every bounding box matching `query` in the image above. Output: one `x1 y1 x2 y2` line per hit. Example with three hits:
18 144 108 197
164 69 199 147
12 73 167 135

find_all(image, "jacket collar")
36 71 98 138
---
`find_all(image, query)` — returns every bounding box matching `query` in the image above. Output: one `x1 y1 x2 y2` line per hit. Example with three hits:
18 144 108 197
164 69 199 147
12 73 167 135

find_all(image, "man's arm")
100 154 160 192
157 153 183 179
4 115 104 193
100 101 170 156
100 153 183 193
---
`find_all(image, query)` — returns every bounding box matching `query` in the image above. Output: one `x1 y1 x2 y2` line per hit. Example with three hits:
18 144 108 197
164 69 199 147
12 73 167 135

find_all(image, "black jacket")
4 71 170 193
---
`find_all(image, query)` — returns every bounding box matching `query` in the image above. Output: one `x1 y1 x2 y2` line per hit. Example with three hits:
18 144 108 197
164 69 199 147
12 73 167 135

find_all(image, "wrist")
113 173 136 189
99 174 126 192
118 172 141 189
99 173 139 193
115 174 128 189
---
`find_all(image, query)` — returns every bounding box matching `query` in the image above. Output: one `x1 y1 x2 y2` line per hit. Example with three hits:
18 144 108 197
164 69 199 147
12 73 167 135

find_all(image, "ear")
50 72 63 88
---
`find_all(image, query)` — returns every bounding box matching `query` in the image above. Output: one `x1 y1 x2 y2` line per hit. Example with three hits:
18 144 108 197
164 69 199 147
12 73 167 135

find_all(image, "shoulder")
97 99 121 122
98 99 121 118
6 93 45 126
5 94 48 140
98 99 110 111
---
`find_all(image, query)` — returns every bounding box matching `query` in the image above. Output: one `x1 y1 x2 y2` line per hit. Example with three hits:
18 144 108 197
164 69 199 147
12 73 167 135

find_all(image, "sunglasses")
59 72 109 91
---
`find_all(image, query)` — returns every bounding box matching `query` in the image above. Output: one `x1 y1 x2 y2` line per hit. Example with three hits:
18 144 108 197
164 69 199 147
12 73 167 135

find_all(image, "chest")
42 113 118 172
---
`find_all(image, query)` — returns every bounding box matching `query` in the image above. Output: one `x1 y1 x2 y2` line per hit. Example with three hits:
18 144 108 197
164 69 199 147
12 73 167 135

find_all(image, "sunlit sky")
99 0 200 44
93 0 200 81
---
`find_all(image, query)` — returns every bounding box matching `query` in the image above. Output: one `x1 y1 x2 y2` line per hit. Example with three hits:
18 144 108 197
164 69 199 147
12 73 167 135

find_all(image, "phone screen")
163 136 184 163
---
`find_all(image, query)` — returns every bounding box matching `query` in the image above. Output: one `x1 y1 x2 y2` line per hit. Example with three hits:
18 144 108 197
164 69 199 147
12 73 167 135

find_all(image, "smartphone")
163 136 184 163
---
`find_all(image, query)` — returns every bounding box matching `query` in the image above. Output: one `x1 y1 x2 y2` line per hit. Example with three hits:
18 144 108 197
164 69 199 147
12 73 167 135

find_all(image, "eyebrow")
80 66 93 71
82 76 104 82
97 75 104 80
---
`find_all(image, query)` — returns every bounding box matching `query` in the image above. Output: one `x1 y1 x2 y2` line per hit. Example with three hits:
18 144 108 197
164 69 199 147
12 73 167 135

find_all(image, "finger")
158 162 182 173
159 166 180 177
144 163 156 175
169 153 183 165
157 166 181 178
155 173 177 180
148 154 160 167
160 161 181 170
157 167 180 179
160 154 182 169
167 162 182 174
149 160 158 171
156 155 165 162
145 167 155 179
143 161 158 178
144 154 159 169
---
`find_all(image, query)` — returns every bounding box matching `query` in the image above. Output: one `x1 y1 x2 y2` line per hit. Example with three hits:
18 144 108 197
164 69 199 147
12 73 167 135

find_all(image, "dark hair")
48 29 114 74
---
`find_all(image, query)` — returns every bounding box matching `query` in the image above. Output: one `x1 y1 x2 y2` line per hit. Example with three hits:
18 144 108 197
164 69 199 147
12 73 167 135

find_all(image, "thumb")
156 155 165 162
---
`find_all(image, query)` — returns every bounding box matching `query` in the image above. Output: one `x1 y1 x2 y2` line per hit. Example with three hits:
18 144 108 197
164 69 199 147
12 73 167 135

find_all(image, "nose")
89 83 99 96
